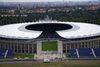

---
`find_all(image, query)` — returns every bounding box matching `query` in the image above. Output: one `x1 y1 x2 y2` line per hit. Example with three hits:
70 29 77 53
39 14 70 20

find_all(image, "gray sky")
0 0 99 2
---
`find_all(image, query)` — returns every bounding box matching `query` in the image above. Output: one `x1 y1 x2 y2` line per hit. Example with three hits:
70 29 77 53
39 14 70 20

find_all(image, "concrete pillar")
10 43 12 49
24 44 26 53
32 44 34 53
37 41 42 54
28 44 30 53
58 41 63 54
17 44 18 53
20 44 22 53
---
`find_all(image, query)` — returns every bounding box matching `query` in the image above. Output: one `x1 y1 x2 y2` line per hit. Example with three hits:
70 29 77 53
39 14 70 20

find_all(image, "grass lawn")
14 53 34 58
42 41 58 51
0 61 100 67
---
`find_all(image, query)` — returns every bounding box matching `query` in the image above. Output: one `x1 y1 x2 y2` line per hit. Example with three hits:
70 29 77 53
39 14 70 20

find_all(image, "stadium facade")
0 21 100 55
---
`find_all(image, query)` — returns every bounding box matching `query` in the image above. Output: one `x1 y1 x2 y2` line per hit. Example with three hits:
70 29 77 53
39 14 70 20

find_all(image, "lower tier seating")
68 48 100 58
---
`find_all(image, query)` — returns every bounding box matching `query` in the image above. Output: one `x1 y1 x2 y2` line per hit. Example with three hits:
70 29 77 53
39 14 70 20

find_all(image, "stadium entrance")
35 40 63 60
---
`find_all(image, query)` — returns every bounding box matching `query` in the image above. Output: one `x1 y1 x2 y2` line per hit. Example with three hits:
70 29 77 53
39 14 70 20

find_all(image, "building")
0 21 100 56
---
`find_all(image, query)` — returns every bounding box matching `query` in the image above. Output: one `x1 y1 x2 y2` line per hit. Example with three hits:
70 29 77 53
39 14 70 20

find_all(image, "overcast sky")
0 0 99 2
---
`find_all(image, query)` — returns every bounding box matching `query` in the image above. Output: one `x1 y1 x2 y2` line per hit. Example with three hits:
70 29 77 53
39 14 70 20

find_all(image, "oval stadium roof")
0 21 100 39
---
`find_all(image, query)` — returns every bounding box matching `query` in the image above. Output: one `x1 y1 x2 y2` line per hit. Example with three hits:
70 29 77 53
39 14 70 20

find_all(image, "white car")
43 59 50 62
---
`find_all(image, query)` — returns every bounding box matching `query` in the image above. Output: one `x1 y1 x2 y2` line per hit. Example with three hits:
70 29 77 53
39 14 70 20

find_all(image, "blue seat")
0 49 13 58
78 48 94 58
6 49 13 57
93 48 100 57
68 49 78 58
0 49 6 58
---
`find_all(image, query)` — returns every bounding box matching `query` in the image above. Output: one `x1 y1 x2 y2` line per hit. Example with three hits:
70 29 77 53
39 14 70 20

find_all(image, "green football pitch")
42 41 58 51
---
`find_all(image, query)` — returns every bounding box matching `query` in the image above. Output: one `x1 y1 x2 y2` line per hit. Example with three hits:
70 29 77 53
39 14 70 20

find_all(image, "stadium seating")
78 48 94 58
0 49 13 59
6 49 13 58
93 48 100 57
67 48 99 58
68 49 78 58
0 49 6 58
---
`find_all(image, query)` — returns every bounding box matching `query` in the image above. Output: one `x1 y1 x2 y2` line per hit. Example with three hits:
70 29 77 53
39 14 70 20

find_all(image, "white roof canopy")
0 21 100 39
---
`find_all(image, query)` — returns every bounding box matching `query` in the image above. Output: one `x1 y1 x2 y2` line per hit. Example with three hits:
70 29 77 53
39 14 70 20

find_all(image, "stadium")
0 20 100 59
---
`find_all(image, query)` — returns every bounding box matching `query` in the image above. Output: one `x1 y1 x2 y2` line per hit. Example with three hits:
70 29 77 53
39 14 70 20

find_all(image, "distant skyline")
0 0 99 2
